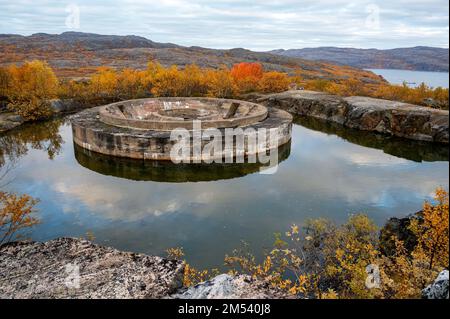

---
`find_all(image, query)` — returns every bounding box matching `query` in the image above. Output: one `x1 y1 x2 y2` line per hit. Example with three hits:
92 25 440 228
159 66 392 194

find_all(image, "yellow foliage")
326 78 368 97
151 65 184 97
89 66 118 99
377 237 436 299
0 192 40 245
0 67 12 98
410 188 449 269
166 246 219 287
116 68 148 99
205 67 237 98
6 60 58 120
258 72 290 93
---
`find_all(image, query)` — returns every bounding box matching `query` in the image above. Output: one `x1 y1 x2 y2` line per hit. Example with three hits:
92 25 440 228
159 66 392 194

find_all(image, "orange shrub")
231 62 263 93
258 71 290 93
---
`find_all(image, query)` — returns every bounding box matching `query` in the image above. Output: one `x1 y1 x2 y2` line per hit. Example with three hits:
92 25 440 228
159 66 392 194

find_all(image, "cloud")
10 123 448 224
0 0 448 50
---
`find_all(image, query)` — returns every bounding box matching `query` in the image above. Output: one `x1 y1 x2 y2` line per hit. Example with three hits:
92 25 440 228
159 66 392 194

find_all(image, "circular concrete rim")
71 102 293 161
98 97 268 131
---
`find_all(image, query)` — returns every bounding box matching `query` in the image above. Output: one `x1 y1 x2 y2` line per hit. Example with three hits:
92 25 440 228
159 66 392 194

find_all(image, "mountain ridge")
0 32 389 86
269 46 449 72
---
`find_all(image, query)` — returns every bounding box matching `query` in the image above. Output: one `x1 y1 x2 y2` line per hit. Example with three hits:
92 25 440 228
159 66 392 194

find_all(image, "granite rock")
0 112 24 132
170 274 292 299
0 238 184 299
422 270 449 299
250 90 449 144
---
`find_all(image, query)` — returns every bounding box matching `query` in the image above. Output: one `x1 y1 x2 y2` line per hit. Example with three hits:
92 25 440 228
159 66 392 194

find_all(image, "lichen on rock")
247 90 449 144
422 270 449 299
0 238 184 299
170 274 292 299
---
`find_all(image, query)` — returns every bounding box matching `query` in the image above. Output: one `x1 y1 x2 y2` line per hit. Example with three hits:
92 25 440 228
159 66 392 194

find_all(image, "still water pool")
1 116 448 269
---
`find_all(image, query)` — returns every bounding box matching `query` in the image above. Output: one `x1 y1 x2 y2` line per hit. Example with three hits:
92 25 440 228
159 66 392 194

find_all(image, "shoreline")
2 92 449 145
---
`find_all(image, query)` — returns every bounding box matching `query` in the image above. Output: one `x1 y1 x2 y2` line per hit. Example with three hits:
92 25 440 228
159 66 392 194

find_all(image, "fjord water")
1 117 448 269
368 69 449 88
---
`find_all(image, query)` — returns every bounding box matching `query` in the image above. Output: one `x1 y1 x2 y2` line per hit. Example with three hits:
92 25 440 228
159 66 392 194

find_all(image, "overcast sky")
0 0 448 50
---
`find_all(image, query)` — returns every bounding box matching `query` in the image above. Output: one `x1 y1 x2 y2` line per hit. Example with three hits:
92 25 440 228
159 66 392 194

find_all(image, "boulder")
379 212 422 257
0 238 184 299
170 274 292 299
422 270 449 299
49 99 83 114
257 90 349 125
343 96 447 143
0 112 24 132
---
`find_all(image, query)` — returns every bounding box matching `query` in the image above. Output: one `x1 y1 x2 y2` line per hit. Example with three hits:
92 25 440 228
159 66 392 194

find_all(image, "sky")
0 0 448 51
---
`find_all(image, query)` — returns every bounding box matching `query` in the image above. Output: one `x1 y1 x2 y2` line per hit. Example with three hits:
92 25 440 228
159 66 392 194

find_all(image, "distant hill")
0 32 385 85
0 31 179 50
270 47 449 72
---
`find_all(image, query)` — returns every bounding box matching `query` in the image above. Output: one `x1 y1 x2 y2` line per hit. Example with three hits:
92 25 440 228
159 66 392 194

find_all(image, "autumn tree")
116 68 148 99
89 66 118 101
231 62 264 94
151 65 183 97
258 71 290 93
409 188 449 269
6 60 59 120
0 66 11 100
178 64 208 97
0 192 39 245
205 66 237 98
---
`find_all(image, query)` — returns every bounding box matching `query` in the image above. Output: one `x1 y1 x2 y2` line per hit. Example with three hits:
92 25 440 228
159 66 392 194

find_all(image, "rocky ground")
0 238 184 298
422 270 449 299
246 90 449 144
0 238 447 299
0 238 290 299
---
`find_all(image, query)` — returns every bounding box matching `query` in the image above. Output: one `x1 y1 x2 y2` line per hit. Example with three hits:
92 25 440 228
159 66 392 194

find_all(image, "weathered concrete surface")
249 90 449 144
171 274 292 299
0 238 184 299
422 270 449 299
0 112 24 132
71 99 293 161
99 98 268 131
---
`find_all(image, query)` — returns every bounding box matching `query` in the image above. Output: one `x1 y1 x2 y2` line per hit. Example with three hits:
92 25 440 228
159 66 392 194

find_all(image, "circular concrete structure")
71 98 292 161
73 142 291 182
98 97 268 131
